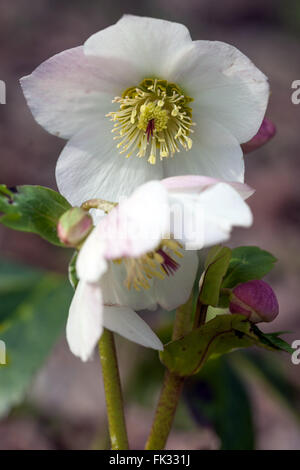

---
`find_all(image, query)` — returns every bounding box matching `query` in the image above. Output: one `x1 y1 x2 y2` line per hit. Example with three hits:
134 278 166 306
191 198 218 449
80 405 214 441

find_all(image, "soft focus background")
1 0 300 450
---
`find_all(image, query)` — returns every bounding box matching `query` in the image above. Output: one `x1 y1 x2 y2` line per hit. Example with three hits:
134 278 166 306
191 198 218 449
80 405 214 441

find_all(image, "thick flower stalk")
21 15 269 206
65 175 253 361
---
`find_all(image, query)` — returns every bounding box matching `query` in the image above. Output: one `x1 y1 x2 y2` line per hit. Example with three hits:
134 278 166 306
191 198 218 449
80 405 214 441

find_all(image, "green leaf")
250 325 294 354
0 185 13 198
160 314 291 377
199 246 232 306
0 185 71 246
222 246 277 289
0 258 72 416
184 357 254 449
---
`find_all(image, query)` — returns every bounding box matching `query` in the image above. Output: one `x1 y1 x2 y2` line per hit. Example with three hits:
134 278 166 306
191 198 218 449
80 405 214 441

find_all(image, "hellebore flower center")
107 78 195 165
117 239 183 291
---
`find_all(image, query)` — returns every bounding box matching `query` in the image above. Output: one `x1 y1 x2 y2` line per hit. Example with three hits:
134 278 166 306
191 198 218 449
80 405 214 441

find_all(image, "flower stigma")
115 239 183 291
107 78 195 165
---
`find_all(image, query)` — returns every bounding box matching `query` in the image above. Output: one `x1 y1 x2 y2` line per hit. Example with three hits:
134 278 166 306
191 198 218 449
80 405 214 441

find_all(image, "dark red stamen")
157 248 180 276
146 119 155 142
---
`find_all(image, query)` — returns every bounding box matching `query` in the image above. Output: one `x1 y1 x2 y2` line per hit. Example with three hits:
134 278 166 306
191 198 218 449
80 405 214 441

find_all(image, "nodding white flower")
67 176 253 361
21 15 268 206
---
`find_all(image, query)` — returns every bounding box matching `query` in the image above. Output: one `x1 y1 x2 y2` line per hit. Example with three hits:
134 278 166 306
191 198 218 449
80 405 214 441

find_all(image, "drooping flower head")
21 15 269 206
66 176 253 361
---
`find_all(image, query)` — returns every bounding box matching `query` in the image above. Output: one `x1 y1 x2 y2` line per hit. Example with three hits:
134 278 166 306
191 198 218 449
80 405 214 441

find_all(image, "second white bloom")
67 176 253 361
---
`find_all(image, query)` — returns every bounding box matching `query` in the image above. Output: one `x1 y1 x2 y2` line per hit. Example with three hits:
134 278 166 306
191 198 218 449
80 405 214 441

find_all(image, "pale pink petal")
96 181 170 260
162 175 254 200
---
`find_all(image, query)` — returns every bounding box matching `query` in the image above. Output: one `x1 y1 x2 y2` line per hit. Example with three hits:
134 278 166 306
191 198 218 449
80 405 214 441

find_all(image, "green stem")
171 297 193 340
98 329 129 450
145 297 192 450
144 369 184 450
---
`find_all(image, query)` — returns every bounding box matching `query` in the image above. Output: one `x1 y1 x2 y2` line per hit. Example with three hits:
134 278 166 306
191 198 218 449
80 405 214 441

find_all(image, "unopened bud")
58 207 93 247
241 118 276 154
229 280 279 323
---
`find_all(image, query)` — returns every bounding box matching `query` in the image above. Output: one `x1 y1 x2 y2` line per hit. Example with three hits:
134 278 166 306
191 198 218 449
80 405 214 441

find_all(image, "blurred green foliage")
0 256 298 450
0 258 72 416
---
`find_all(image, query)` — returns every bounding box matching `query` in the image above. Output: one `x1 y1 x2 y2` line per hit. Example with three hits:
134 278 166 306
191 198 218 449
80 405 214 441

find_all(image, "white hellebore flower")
21 15 268 206
67 176 253 361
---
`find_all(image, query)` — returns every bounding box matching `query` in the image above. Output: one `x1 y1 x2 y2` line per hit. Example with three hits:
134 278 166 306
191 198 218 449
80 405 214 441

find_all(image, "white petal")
171 40 269 143
97 181 169 260
56 120 163 206
177 183 253 249
153 251 199 311
84 15 192 80
66 280 103 361
226 182 255 200
102 305 163 350
162 175 254 200
76 228 107 283
163 117 244 183
20 47 131 140
100 261 158 312
201 183 253 226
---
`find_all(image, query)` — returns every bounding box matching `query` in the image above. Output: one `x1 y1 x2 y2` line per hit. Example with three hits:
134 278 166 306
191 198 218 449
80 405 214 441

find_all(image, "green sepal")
199 246 232 306
68 251 79 290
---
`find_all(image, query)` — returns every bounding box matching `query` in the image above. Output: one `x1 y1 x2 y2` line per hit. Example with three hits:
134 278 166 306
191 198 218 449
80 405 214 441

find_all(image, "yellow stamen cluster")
115 239 183 291
137 102 168 133
107 78 195 165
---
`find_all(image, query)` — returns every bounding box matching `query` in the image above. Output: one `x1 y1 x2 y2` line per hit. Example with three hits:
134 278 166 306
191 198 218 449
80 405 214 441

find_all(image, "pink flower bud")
229 280 279 323
241 118 276 154
57 207 93 247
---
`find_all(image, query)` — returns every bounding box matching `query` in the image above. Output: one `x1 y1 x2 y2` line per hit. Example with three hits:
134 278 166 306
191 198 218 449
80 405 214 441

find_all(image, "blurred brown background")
0 0 300 449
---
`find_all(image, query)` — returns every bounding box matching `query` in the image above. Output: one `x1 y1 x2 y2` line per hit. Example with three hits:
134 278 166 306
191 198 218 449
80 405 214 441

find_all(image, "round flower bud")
58 207 93 247
229 279 279 323
241 118 276 154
